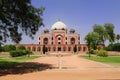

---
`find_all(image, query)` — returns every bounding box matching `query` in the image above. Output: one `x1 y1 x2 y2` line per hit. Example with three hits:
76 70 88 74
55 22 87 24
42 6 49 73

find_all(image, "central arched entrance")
55 34 64 45
58 47 61 51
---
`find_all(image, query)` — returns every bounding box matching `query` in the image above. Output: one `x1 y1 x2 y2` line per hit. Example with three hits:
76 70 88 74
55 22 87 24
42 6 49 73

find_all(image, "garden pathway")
0 53 120 80
31 54 112 69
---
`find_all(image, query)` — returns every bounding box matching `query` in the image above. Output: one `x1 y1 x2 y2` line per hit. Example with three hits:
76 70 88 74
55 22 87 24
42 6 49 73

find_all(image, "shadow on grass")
0 61 53 76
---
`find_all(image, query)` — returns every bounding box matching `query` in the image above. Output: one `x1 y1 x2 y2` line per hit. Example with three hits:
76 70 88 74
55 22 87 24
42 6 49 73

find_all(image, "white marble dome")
51 21 67 30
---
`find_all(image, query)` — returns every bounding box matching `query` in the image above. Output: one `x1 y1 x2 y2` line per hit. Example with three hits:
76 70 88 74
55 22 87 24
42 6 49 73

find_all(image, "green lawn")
0 53 40 69
82 56 120 67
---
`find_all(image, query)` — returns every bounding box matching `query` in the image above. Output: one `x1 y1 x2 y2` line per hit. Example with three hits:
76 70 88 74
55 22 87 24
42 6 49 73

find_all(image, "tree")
104 23 115 44
3 44 16 52
73 45 77 53
0 0 45 45
93 24 107 45
85 32 100 57
42 45 46 54
17 45 26 50
116 34 120 43
105 43 120 51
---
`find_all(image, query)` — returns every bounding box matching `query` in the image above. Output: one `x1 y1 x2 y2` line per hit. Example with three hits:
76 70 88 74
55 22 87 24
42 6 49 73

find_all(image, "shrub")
4 45 16 52
93 50 99 54
87 49 94 54
17 45 26 50
25 50 32 55
87 49 98 54
97 50 108 57
10 50 32 57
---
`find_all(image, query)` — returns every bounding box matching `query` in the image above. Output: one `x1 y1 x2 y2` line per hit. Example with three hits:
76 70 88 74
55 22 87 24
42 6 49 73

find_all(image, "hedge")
87 49 108 57
10 50 32 57
87 49 98 54
17 45 26 50
97 50 108 57
4 45 16 52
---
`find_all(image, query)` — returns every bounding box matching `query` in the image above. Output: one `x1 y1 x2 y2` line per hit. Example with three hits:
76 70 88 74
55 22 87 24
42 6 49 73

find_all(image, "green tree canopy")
116 34 120 43
104 23 115 44
92 23 115 45
85 32 100 50
17 45 26 50
0 0 45 45
3 44 16 52
93 24 107 44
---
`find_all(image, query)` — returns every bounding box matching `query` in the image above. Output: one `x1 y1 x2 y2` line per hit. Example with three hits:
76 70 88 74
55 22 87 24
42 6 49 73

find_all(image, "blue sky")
7 0 120 44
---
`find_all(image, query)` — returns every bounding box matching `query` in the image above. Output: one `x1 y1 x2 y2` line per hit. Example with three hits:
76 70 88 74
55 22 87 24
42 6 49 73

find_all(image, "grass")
0 53 40 69
82 56 120 67
10 56 40 62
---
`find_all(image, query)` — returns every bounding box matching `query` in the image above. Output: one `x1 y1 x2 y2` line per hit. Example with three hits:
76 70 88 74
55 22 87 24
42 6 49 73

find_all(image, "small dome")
70 29 75 33
44 29 49 33
51 21 67 30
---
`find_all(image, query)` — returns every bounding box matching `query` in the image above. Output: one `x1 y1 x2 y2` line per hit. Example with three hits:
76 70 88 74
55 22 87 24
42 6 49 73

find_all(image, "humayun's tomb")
16 21 103 53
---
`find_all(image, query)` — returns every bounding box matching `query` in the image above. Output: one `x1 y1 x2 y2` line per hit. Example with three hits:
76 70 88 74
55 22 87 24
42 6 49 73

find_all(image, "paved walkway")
31 54 112 69
0 54 120 80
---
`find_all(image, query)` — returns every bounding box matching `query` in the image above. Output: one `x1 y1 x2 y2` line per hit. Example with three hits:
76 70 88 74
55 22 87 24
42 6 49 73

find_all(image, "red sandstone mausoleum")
16 21 103 53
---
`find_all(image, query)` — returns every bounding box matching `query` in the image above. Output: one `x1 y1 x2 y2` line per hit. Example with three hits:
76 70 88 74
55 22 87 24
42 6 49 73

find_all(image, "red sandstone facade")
16 21 103 53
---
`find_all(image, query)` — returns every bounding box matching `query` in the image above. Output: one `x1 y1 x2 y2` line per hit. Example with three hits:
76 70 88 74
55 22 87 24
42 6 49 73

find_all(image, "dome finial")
58 19 60 21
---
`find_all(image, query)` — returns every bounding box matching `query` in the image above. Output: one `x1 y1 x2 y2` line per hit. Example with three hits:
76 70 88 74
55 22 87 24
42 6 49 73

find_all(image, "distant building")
16 21 103 53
